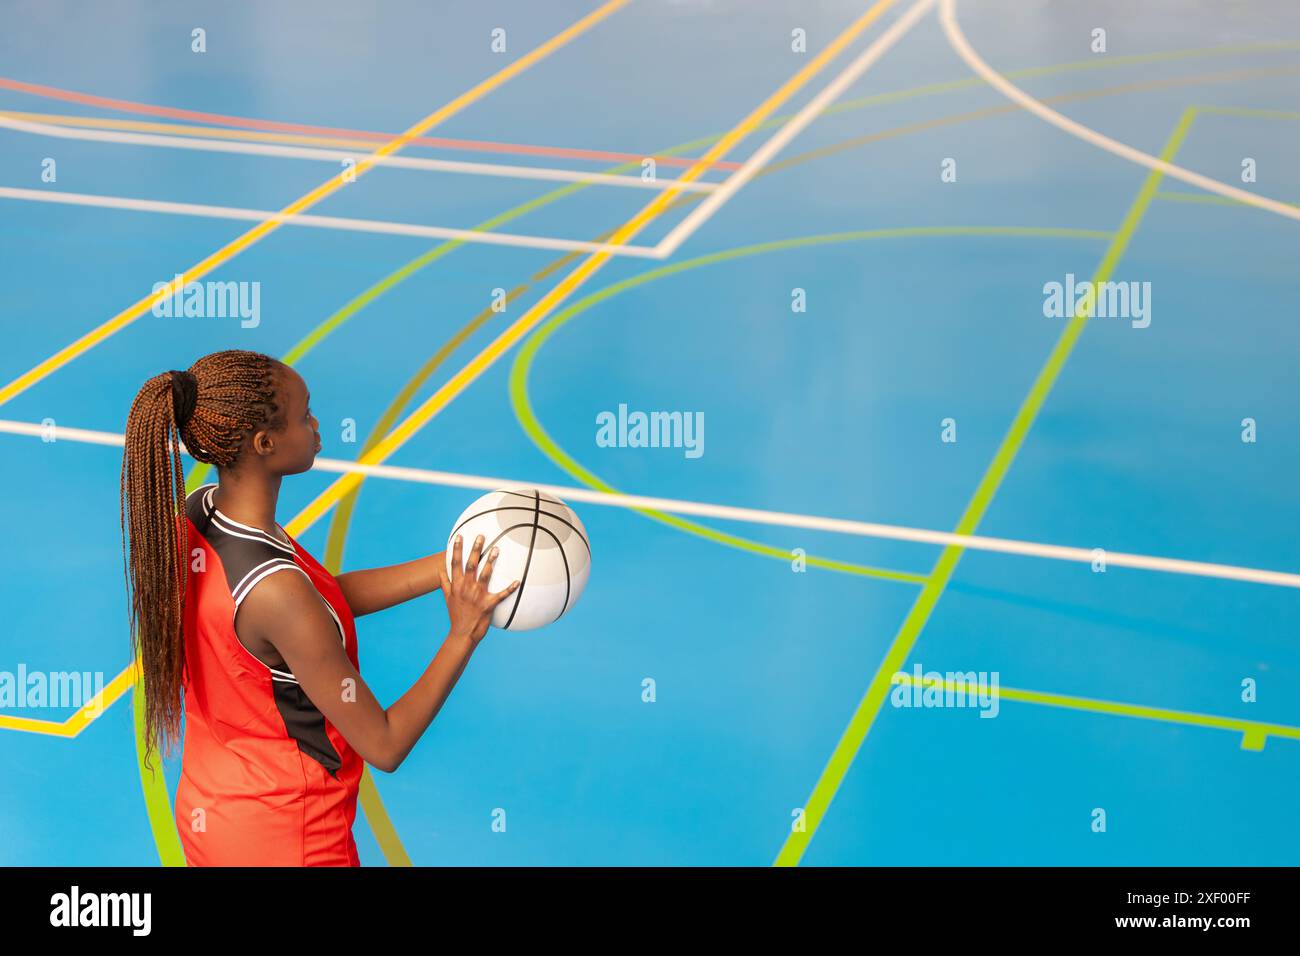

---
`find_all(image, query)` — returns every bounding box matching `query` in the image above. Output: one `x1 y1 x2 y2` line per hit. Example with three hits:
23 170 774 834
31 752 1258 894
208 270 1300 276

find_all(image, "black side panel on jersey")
185 484 344 777
272 684 343 776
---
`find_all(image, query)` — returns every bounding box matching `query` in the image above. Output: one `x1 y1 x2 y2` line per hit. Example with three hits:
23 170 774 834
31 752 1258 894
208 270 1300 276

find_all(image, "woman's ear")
249 428 275 458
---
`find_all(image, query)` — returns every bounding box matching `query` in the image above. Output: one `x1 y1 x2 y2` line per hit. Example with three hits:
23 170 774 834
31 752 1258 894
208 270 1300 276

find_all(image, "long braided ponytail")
120 349 287 769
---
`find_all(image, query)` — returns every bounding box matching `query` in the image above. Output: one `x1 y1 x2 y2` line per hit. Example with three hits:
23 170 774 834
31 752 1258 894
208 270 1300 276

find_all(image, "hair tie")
169 369 198 429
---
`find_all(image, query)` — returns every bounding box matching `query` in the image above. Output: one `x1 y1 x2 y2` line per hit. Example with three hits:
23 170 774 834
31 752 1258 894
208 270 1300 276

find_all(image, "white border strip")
3 417 1296 590
938 0 1300 224
655 0 939 257
0 186 664 258
0 112 717 194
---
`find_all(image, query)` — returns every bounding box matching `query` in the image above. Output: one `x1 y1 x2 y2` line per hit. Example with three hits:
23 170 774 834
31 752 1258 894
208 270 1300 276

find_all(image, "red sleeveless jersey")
175 483 364 866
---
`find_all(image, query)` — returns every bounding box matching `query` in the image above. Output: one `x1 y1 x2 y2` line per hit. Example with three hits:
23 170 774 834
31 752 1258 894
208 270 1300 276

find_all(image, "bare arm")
335 551 446 618
238 536 517 773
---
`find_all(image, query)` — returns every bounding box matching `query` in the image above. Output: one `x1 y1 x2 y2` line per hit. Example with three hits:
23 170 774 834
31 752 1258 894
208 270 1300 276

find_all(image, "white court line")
0 2 939 263
655 0 939 257
0 186 664 258
939 0 1300 225
4 417 1297 590
0 112 718 193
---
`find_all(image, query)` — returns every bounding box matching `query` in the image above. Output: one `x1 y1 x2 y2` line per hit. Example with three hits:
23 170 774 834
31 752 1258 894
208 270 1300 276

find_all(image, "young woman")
120 348 519 866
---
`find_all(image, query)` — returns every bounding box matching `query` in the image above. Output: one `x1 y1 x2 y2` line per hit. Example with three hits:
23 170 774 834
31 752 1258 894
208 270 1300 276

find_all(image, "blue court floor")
0 0 1297 865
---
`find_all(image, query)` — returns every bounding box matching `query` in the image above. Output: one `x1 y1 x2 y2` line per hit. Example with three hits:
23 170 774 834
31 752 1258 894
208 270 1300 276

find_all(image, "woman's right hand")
437 534 520 646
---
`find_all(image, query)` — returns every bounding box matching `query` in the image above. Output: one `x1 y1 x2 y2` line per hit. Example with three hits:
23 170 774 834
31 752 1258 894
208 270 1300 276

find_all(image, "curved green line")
771 108 1202 867
317 291 528 868
508 228 1109 582
133 669 186 866
135 36 1298 864
274 39 1300 365
819 40 1300 119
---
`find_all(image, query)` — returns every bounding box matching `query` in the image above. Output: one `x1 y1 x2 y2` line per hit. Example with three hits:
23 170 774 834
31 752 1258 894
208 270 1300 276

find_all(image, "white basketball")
445 489 591 632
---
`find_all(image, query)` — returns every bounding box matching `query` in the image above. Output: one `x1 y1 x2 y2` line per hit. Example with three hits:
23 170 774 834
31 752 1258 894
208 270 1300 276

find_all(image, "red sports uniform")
174 483 364 866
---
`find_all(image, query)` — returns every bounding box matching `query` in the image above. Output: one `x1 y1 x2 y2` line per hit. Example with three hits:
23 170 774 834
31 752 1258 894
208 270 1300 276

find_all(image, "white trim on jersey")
192 484 348 684
230 560 348 684
233 557 303 605
202 485 296 555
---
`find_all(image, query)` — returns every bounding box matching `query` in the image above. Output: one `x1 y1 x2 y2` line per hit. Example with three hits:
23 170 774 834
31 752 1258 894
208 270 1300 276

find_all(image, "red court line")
0 75 742 172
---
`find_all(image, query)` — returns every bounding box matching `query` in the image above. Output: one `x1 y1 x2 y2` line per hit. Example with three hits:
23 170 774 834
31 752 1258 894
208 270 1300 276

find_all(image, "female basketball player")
119 348 519 866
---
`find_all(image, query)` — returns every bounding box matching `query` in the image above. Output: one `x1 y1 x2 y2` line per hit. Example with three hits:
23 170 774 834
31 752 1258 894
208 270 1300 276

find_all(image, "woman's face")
270 366 320 474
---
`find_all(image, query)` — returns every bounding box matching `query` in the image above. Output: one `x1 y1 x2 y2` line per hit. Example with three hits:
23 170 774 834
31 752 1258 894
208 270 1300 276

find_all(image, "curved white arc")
939 0 1300 224
657 0 939 257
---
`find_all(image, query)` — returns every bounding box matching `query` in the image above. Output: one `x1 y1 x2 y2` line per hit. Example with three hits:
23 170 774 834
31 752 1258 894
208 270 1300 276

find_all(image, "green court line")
1157 190 1300 208
317 289 528 867
136 74 1089 866
135 146 550 860
892 671 1300 752
133 666 186 866
319 288 530 571
130 468 216 865
509 228 1111 585
1197 104 1300 121
132 85 1220 865
772 107 1202 867
817 40 1300 121
133 407 427 866
1152 101 1300 211
511 213 1300 764
275 42 1300 365
131 42 1296 861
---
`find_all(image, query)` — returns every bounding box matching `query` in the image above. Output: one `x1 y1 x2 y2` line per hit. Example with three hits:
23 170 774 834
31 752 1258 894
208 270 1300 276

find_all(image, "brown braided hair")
120 349 289 770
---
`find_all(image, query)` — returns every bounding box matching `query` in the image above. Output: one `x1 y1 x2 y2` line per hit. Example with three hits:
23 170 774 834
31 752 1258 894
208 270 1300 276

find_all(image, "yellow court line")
0 658 139 736
19 637 1300 749
286 0 905 536
19 630 1300 752
0 0 630 409
10 60 1296 742
12 60 1300 162
0 0 904 741
8 76 1293 746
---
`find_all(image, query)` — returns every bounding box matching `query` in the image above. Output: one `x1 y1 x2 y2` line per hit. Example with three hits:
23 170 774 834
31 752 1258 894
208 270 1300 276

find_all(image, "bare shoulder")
237 564 339 658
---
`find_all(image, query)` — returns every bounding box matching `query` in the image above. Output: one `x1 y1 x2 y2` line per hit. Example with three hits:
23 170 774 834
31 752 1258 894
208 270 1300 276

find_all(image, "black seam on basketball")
475 522 545 622
532 525 571 624
496 488 564 506
452 504 589 554
451 504 590 556
503 491 541 631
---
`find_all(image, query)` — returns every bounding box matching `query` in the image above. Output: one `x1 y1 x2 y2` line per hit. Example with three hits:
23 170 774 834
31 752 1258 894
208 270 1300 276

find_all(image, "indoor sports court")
1 0 1297 868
